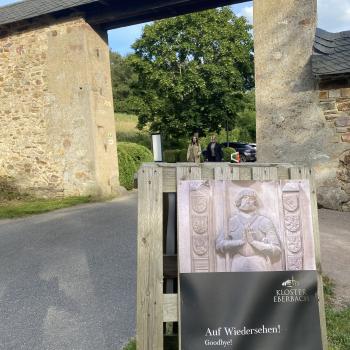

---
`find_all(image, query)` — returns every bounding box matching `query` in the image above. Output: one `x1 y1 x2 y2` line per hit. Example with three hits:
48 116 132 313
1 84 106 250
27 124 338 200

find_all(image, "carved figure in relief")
216 189 281 272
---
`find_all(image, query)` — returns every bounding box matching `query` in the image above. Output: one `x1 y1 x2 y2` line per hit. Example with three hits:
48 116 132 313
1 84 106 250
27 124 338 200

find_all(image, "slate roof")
0 0 98 26
0 0 241 30
312 28 350 77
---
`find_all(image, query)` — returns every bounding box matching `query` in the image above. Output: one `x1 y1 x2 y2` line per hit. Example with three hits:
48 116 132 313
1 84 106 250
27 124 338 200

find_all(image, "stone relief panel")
189 182 211 272
282 183 304 271
178 180 316 274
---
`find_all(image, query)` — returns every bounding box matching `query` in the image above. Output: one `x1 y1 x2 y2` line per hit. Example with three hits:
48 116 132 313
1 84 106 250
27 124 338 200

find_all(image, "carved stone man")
216 189 281 272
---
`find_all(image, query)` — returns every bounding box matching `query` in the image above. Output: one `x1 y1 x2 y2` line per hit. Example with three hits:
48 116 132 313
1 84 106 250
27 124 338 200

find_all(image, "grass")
0 196 95 219
115 113 152 149
122 339 136 350
115 113 139 133
323 276 350 350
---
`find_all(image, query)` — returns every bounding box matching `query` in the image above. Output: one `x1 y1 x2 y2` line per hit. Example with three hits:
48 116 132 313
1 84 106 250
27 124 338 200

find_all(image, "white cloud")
318 0 350 32
239 6 253 25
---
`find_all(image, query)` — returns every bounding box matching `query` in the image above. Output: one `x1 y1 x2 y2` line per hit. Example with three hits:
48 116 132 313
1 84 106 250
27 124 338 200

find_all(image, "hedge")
163 149 181 163
164 148 207 163
223 147 237 162
118 142 153 190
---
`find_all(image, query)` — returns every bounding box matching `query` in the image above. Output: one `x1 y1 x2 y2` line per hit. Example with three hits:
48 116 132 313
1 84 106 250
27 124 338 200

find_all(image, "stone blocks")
0 17 119 198
254 0 350 210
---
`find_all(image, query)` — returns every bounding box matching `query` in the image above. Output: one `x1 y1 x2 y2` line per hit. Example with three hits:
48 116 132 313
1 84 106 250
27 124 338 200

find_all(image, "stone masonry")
318 81 350 210
254 0 350 211
0 17 119 198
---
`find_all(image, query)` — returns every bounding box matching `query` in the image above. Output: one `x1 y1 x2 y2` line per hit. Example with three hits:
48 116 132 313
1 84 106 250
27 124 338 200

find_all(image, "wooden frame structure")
137 163 327 350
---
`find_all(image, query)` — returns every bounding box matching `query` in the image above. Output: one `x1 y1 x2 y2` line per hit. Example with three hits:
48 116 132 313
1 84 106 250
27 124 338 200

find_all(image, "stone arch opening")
0 0 253 198
4 1 347 210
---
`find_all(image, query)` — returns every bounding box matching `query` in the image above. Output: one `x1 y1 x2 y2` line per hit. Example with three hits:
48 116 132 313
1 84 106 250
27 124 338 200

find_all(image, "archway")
0 0 317 198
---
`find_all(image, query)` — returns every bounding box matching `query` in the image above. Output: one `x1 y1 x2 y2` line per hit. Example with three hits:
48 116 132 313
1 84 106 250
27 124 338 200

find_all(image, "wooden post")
137 165 164 350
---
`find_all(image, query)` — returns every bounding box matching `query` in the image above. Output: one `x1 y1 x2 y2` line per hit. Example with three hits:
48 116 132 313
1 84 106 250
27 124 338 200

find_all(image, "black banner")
180 271 323 350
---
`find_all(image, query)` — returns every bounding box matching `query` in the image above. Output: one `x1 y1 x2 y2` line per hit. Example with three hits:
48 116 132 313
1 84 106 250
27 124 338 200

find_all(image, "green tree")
235 90 256 142
129 7 254 141
110 51 138 113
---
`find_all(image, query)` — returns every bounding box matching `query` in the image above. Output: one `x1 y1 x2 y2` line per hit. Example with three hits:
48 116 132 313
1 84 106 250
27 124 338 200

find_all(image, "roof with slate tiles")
0 0 98 26
312 28 350 78
0 0 243 30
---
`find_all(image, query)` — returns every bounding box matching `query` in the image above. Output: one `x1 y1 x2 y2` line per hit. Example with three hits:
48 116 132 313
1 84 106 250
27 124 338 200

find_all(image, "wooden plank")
214 165 240 180
201 165 214 180
176 165 202 350
163 294 178 322
289 166 311 180
137 165 164 350
163 167 176 193
252 166 278 180
239 166 252 180
176 166 202 182
277 165 290 180
290 166 328 350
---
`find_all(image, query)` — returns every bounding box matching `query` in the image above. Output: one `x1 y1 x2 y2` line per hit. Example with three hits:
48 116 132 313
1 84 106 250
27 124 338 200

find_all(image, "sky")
0 0 350 55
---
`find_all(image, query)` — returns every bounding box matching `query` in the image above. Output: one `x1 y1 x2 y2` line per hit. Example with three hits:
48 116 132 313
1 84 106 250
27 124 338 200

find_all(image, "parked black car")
221 142 256 162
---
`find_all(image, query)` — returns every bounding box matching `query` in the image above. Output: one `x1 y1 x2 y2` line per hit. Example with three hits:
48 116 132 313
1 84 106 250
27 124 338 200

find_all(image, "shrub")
178 149 188 162
164 148 204 163
163 149 181 163
223 147 236 162
118 142 153 190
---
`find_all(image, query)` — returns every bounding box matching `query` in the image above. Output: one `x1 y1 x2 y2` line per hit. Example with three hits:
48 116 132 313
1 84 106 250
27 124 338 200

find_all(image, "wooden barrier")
136 163 327 350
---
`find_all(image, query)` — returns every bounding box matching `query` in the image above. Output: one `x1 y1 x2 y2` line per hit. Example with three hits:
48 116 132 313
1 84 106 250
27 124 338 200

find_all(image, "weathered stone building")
311 28 350 210
0 4 119 197
0 0 241 198
0 0 348 210
255 0 350 211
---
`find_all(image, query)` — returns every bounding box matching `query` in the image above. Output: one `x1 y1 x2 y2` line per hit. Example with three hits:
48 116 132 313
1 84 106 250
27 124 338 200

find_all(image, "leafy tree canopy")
128 7 254 140
110 51 138 114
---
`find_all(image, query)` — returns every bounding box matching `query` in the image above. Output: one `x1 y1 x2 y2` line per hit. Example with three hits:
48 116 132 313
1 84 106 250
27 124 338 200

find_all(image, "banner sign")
178 180 323 350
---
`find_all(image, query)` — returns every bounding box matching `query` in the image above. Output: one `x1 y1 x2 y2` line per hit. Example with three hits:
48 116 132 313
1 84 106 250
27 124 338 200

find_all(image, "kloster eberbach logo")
274 276 310 303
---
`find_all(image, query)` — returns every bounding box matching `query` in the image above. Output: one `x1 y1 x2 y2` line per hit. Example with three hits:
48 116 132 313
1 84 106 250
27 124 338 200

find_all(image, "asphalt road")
0 193 138 350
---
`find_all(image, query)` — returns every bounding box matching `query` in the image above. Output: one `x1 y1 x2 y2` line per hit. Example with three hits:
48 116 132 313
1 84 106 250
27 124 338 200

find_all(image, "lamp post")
151 133 163 162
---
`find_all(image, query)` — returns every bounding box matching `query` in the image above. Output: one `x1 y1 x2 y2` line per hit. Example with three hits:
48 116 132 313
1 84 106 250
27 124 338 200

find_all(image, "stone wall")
318 80 350 210
0 17 119 198
254 0 350 211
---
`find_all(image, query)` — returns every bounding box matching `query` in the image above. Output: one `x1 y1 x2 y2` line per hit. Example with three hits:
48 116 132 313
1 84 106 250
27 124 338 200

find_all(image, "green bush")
178 149 188 162
163 149 181 163
223 147 236 162
164 148 203 163
118 142 153 190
